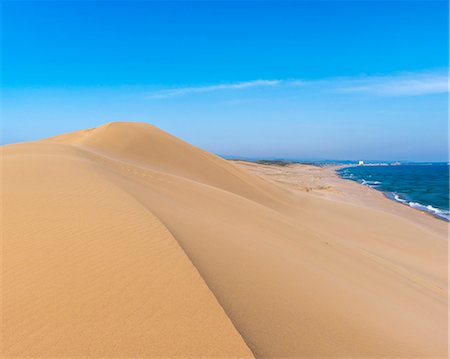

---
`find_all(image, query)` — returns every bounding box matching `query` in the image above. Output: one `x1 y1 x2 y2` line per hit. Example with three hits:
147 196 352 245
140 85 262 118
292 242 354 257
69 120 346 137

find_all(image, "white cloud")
333 70 448 96
148 79 282 99
147 69 448 99
147 79 308 99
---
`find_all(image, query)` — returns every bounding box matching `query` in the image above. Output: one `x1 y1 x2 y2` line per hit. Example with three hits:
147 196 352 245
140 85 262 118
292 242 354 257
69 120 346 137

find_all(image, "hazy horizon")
2 1 448 162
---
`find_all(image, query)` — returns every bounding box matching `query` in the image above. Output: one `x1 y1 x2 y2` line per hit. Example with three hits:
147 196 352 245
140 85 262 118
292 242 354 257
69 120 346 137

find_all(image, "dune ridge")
2 122 447 358
2 139 253 357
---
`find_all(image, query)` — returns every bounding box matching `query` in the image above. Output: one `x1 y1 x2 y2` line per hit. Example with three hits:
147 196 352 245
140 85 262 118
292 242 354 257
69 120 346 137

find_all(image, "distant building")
358 160 364 166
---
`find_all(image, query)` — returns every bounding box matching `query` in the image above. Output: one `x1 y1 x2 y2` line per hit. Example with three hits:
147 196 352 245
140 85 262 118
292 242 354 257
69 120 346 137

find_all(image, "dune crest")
1 140 253 357
2 122 447 358
46 122 286 207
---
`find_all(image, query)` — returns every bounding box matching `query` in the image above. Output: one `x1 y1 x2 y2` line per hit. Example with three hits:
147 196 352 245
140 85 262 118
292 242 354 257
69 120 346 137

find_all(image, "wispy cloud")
147 79 305 99
148 80 280 99
147 69 447 100
332 70 448 96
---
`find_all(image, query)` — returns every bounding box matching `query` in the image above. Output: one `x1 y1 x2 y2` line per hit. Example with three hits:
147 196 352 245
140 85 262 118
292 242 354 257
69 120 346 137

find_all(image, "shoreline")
380 191 448 223
335 164 449 223
231 160 448 237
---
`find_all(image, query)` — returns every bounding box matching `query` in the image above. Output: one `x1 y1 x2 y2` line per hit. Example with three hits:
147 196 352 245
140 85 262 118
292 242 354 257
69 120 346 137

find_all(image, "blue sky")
2 0 448 161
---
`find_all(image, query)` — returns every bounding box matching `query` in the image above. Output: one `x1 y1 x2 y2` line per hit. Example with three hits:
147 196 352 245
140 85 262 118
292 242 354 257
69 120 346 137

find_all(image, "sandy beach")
233 161 448 237
2 122 448 358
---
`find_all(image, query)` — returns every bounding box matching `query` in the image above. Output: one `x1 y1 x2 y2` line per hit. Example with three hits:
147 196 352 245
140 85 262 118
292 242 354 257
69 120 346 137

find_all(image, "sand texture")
1 122 447 358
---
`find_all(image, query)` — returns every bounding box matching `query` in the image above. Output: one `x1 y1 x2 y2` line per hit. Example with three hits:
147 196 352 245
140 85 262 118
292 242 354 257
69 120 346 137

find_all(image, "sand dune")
1 122 447 358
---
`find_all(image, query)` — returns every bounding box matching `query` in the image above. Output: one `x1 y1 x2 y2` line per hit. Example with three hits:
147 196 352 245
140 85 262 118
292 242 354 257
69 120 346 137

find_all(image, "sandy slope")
1 122 447 358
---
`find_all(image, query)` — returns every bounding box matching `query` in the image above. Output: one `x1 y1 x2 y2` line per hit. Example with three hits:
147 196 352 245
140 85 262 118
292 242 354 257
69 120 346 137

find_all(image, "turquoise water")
337 164 449 221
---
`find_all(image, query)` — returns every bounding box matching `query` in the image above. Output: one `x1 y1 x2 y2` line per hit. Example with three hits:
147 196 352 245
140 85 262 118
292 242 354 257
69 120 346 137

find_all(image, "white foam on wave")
391 193 449 221
393 193 407 203
361 179 381 186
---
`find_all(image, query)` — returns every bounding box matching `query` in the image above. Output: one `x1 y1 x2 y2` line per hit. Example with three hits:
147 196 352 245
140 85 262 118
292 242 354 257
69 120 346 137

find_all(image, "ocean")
337 164 449 221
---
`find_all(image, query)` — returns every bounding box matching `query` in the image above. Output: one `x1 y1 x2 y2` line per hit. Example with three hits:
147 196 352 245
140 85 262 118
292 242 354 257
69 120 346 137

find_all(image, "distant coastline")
337 164 449 222
232 158 449 222
224 156 447 167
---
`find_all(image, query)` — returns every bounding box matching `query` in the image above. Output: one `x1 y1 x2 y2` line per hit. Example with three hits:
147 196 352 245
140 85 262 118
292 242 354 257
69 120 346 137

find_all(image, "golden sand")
1 122 447 357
